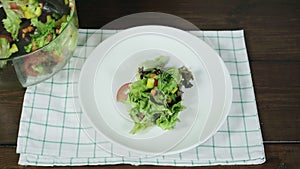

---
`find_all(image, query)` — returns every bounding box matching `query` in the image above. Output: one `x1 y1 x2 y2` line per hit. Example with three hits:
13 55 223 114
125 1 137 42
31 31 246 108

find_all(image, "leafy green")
2 7 21 41
24 43 33 53
0 38 18 68
0 0 78 77
165 67 182 84
122 57 194 134
58 16 69 34
14 0 42 19
0 38 11 68
27 17 56 50
179 66 194 88
140 55 168 70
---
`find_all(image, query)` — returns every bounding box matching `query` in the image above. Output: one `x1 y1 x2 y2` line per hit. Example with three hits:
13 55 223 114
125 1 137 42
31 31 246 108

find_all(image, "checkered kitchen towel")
17 29 265 166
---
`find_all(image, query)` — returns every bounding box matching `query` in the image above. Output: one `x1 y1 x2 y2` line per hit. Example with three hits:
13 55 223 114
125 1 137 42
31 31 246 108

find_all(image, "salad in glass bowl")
0 0 78 87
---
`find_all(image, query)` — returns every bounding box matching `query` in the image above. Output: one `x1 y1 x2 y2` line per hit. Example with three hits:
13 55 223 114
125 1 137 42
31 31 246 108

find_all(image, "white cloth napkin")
17 29 265 166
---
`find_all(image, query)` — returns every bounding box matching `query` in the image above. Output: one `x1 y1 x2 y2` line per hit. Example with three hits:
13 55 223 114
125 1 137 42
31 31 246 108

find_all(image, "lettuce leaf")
27 17 56 50
123 57 194 134
140 55 168 70
0 38 18 68
0 38 11 68
2 7 21 41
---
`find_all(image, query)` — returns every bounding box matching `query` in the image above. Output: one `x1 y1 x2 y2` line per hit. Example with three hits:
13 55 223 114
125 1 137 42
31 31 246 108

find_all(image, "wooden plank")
0 106 22 144
0 88 25 144
0 144 299 169
251 62 300 141
75 0 300 60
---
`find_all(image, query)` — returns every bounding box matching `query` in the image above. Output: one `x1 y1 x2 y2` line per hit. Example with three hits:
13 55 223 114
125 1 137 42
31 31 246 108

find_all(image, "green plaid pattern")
17 29 265 166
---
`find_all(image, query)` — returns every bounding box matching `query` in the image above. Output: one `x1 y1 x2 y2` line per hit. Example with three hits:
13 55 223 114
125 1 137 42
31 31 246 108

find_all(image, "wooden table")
1 0 299 168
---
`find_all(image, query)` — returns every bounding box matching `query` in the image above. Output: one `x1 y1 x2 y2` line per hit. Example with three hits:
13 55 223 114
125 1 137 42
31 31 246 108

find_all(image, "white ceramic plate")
167 56 232 154
78 26 229 156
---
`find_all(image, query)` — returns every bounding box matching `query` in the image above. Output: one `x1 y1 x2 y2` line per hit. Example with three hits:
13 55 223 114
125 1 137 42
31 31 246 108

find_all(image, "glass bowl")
0 0 79 87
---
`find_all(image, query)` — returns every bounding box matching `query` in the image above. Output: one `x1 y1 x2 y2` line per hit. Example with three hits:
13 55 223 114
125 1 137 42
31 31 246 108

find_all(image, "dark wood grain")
252 62 300 141
76 0 300 61
0 0 299 168
1 144 300 169
0 89 25 144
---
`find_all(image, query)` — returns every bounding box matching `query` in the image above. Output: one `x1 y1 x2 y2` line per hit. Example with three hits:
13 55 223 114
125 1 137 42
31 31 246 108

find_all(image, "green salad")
117 56 194 134
0 0 78 77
